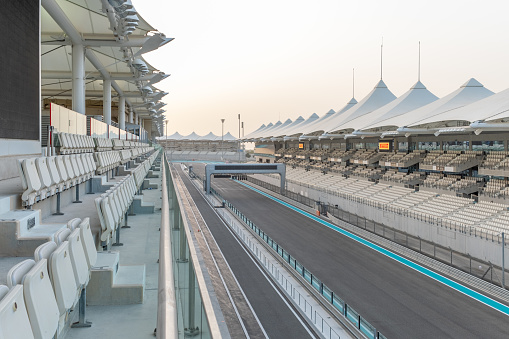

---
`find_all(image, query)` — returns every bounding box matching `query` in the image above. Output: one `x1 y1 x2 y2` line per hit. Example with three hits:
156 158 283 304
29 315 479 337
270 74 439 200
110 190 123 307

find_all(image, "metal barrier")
157 152 178 338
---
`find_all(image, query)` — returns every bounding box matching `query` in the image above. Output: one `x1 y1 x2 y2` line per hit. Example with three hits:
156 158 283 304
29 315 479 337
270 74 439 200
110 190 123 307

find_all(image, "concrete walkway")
66 175 162 339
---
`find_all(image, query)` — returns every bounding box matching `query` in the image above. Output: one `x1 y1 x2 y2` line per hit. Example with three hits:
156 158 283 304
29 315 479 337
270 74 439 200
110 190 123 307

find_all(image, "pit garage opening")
204 163 286 194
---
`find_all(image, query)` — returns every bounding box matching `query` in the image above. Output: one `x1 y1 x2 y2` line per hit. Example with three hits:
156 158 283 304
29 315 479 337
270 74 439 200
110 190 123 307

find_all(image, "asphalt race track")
205 172 509 339
176 166 315 338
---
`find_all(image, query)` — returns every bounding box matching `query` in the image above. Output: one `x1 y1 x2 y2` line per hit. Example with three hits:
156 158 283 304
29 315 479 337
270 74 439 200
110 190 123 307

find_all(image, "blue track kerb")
234 180 509 316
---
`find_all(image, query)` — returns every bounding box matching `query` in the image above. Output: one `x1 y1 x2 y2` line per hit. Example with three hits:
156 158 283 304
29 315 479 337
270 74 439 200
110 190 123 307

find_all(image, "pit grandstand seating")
18 147 154 207
0 215 99 339
55 132 95 154
95 150 158 243
0 284 35 339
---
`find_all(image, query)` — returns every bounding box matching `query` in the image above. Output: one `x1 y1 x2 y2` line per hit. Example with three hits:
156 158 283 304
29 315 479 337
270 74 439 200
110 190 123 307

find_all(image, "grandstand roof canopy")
181 132 200 140
407 83 509 129
282 113 320 140
336 98 358 115
222 132 238 141
270 115 306 139
244 122 271 139
41 0 173 136
242 78 509 142
372 78 494 136
249 120 282 139
198 132 219 140
348 80 439 133
299 105 353 137
166 131 183 140
325 79 397 134
158 131 238 141
259 118 293 139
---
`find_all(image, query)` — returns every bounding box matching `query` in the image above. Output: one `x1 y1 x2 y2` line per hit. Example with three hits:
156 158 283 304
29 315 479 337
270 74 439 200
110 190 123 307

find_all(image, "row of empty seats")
18 148 154 207
0 217 96 339
269 167 509 234
56 132 150 154
19 154 97 207
96 150 159 243
56 133 95 154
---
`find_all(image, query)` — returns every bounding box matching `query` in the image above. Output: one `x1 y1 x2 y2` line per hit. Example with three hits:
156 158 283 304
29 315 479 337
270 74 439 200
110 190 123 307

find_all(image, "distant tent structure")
181 132 201 140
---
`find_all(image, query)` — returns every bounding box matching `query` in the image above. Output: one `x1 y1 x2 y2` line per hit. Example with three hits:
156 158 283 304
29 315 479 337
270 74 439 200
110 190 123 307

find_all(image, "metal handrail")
156 153 178 339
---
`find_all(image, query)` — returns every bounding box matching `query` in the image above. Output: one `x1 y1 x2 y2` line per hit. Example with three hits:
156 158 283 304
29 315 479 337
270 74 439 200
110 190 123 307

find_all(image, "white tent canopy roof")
300 101 357 136
260 118 293 138
412 86 509 128
297 109 338 136
222 132 237 141
337 98 358 114
281 113 321 137
243 124 267 139
250 120 282 139
325 79 397 133
366 78 494 132
165 132 183 140
181 132 201 140
346 80 439 132
271 115 306 138
198 132 219 140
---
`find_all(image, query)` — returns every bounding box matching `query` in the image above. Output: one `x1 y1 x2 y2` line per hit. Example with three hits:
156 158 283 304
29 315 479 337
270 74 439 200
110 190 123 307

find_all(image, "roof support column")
72 44 86 114
119 96 126 130
103 80 112 125
129 107 134 124
135 113 139 125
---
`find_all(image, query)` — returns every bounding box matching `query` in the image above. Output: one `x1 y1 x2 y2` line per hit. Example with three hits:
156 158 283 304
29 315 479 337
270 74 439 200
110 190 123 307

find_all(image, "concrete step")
147 170 159 178
131 195 155 214
0 209 66 256
0 194 18 215
87 251 145 305
142 179 158 190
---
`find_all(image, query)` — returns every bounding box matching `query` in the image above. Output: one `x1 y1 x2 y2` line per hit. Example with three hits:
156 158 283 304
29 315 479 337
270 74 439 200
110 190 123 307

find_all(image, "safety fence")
210 186 387 339
159 156 222 338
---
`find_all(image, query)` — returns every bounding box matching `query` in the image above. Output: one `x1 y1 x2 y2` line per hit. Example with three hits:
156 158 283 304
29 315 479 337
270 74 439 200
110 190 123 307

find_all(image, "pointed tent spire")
461 78 484 87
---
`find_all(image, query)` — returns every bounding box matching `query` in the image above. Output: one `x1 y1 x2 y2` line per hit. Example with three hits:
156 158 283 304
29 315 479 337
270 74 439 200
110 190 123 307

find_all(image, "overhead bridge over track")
204 163 286 194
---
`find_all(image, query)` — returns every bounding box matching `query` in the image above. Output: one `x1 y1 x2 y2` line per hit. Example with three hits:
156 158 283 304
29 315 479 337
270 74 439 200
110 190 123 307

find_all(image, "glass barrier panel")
311 276 321 291
360 316 377 339
332 295 344 313
303 268 312 283
322 285 333 303
346 305 359 327
295 262 304 275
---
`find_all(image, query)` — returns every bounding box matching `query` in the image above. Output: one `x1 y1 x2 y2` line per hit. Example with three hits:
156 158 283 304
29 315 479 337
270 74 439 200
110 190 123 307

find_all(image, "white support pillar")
72 44 86 114
103 79 112 125
129 108 134 124
135 113 139 125
119 96 126 130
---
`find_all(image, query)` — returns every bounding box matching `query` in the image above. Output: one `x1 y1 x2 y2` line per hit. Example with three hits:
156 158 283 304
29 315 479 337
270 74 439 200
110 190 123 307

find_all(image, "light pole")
221 119 225 160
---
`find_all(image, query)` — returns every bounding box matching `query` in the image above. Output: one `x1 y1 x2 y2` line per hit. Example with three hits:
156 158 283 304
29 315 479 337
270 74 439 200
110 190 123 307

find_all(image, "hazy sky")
135 0 509 138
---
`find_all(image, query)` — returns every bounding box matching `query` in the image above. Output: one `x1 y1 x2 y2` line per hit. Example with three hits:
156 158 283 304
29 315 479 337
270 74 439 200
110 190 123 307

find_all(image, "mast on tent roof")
380 37 384 80
418 41 421 82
